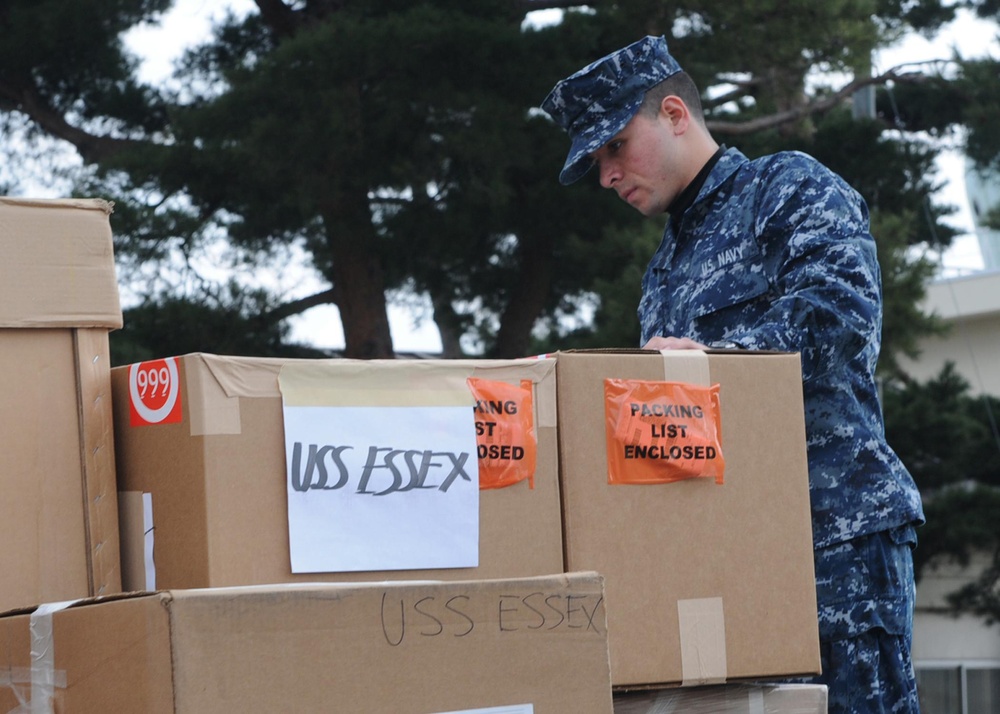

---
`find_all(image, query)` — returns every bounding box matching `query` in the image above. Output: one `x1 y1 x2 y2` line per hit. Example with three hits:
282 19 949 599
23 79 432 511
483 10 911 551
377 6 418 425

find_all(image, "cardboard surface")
0 198 122 613
0 197 122 328
0 573 614 714
111 353 564 589
613 683 828 713
555 350 820 687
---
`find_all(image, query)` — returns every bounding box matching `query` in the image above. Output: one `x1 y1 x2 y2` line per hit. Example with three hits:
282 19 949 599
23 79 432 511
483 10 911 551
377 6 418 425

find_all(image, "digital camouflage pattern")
637 147 925 550
797 526 920 713
544 36 926 710
636 147 925 713
540 35 680 185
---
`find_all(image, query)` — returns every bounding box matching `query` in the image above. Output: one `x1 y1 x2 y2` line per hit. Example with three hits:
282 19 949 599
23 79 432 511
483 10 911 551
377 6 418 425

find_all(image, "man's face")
589 107 684 217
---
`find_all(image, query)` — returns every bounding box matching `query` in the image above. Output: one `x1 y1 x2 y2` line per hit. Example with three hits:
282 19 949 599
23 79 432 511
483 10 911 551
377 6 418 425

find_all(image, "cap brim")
557 97 642 185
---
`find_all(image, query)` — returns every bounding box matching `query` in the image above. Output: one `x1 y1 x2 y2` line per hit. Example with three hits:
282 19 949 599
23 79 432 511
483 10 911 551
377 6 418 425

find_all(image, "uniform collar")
667 146 750 224
667 145 727 218
654 146 749 269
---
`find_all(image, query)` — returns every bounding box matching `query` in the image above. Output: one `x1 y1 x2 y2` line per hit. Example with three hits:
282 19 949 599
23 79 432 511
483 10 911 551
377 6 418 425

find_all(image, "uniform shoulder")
744 151 850 195
750 150 825 174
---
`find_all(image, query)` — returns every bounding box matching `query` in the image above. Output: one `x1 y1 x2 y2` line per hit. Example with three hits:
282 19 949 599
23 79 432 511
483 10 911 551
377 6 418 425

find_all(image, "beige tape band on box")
187 354 245 436
183 353 556 435
22 601 75 714
658 350 711 386
279 361 477 408
677 597 727 686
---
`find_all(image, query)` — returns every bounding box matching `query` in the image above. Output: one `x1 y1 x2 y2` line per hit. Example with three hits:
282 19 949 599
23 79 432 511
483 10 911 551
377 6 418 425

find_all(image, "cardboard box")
0 572 614 713
555 349 820 687
613 683 828 713
0 197 123 613
111 353 563 589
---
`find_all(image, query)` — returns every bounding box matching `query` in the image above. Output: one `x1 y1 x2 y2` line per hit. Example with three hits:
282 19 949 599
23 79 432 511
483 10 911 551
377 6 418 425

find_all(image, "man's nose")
599 161 619 188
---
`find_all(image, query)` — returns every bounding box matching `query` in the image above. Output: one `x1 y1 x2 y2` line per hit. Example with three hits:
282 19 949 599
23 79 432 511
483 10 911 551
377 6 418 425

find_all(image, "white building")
899 268 1000 713
965 161 1000 272
903 270 1000 396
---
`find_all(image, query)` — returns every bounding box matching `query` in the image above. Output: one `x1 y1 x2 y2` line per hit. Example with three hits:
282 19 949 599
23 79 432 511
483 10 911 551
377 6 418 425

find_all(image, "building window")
916 664 1000 713
967 667 1000 711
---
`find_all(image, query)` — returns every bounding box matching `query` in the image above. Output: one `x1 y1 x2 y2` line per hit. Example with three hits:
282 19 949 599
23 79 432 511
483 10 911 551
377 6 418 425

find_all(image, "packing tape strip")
0 668 32 713
677 597 727 686
186 354 557 434
278 361 475 407
748 687 766 714
23 600 76 714
188 355 243 436
640 694 677 714
659 350 711 386
469 360 557 429
0 669 32 687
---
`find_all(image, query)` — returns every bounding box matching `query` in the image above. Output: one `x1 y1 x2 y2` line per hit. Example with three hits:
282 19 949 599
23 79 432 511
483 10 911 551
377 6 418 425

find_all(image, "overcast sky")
124 2 997 270
115 3 1000 349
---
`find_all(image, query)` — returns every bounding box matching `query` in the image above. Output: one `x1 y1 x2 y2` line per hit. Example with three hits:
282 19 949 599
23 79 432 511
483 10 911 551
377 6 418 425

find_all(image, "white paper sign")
434 706 533 714
284 404 479 573
143 492 156 591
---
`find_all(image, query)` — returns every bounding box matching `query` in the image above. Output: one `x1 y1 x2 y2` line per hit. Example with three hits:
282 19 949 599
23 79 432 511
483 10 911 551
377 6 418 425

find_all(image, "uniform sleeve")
731 157 882 383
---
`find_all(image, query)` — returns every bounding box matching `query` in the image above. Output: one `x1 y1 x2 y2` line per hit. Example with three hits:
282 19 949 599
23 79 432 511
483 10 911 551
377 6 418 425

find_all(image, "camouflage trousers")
793 526 921 713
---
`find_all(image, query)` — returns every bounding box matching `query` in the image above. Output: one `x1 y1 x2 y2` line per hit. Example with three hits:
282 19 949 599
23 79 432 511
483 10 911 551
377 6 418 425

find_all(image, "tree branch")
261 287 338 324
706 66 930 136
0 82 142 163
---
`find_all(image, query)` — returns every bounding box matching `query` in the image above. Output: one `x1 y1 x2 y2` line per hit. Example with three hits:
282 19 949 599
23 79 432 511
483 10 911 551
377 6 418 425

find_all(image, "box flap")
0 197 122 328
165 573 613 713
190 352 556 401
175 352 557 434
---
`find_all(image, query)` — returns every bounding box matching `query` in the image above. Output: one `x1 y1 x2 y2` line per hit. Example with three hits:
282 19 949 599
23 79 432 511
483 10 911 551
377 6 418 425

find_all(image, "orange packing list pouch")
604 378 725 485
467 377 538 490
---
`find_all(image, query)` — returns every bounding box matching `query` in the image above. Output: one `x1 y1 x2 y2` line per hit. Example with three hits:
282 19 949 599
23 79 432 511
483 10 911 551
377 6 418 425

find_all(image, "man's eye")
608 140 623 152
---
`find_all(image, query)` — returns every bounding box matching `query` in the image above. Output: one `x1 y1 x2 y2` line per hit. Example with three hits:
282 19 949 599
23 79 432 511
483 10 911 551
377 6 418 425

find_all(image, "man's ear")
660 95 690 132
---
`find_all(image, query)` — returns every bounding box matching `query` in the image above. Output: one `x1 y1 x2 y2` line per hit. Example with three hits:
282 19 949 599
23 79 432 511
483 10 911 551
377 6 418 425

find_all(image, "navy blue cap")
540 36 683 185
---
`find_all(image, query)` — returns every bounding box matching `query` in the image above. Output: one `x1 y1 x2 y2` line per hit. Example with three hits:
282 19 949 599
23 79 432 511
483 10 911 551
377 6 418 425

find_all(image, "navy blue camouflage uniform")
640 146 925 713
543 36 926 713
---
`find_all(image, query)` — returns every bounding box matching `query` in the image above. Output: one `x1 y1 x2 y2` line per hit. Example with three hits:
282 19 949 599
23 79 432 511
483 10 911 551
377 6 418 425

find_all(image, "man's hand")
642 336 708 350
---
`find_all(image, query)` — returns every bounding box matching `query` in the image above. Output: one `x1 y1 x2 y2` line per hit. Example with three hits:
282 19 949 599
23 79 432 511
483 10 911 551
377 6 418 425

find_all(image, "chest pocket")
686 242 772 322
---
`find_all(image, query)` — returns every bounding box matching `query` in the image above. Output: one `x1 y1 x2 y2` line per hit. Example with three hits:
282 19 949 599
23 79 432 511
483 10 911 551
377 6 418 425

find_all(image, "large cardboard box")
613 683 828 713
555 349 820 687
0 197 123 613
111 353 563 589
0 572 614 713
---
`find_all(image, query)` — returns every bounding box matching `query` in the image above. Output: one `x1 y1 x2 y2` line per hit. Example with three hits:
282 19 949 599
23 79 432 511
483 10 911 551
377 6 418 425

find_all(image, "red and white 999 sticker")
129 357 183 427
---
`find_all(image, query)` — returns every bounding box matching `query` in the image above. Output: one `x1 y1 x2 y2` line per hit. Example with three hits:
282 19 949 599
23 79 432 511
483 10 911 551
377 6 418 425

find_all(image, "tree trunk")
431 293 466 358
321 199 394 359
492 234 553 358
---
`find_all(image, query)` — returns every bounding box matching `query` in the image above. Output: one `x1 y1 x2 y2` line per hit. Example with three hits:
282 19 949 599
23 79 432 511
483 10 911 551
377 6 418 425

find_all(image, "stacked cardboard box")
554 349 821 688
612 683 828 713
0 197 123 613
107 349 823 705
111 353 563 590
103 353 625 713
0 572 615 713
2 200 829 711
